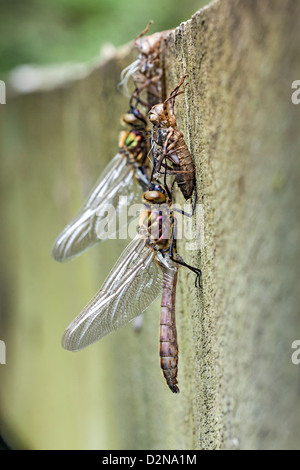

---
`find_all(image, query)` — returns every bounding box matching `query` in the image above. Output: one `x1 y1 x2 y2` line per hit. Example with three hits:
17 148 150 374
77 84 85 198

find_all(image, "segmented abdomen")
160 267 179 393
153 128 195 200
173 136 195 200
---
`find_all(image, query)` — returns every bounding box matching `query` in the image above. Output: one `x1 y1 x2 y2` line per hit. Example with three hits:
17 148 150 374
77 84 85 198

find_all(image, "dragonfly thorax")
139 203 173 252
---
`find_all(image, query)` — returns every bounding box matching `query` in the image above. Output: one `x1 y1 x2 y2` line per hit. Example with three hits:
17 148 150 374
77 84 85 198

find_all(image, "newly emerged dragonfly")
62 182 201 393
52 105 151 262
149 72 196 200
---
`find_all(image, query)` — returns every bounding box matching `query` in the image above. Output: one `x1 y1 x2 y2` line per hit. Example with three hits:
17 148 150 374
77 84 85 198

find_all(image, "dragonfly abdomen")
159 268 179 393
172 135 195 200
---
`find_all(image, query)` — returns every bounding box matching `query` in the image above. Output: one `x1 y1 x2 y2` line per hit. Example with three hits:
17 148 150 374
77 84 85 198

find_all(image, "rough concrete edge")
6 42 133 98
165 0 220 39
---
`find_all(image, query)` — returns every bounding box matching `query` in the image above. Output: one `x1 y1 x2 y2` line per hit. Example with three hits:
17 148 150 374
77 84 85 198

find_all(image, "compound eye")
121 113 139 126
143 190 166 203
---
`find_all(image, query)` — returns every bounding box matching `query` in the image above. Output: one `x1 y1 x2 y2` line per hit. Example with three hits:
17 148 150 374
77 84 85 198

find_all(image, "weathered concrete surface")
163 0 300 449
1 0 300 450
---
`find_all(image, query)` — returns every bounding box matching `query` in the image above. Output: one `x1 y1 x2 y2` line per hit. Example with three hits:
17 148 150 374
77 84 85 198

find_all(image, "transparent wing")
118 58 140 97
62 235 163 351
52 153 144 262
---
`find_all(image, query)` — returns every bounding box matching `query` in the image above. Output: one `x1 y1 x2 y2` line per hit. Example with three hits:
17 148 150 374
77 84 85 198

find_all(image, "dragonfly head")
136 31 163 56
149 102 176 127
121 107 147 128
134 21 164 56
143 183 167 204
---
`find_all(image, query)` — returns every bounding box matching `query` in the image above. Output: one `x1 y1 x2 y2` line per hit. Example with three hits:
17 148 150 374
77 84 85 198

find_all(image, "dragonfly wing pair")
52 154 143 262
62 235 164 351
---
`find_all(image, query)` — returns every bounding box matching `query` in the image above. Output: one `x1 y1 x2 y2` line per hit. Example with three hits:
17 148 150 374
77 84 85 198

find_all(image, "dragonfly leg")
169 217 201 288
172 189 197 217
133 75 162 103
174 257 202 288
134 20 153 43
164 67 188 112
131 88 149 108
153 130 173 177
159 161 195 176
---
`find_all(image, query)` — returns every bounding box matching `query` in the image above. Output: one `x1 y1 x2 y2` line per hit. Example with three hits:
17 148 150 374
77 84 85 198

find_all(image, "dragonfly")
52 104 152 262
62 181 201 393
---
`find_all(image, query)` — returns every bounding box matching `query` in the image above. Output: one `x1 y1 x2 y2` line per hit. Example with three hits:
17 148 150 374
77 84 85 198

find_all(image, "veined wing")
62 235 163 351
52 153 144 262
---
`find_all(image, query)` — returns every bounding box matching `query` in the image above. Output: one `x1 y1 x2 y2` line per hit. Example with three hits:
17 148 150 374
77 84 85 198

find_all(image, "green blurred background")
0 0 208 76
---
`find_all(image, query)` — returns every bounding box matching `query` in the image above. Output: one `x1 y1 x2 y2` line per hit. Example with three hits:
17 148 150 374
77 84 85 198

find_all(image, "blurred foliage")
0 0 208 75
